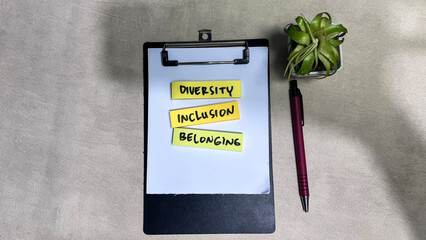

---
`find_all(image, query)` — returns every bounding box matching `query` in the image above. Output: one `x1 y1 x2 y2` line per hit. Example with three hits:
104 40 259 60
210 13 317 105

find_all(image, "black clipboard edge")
143 39 275 234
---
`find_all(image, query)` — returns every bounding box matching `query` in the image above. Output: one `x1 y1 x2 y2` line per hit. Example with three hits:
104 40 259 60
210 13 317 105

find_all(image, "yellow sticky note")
169 101 240 128
171 80 241 99
173 128 243 151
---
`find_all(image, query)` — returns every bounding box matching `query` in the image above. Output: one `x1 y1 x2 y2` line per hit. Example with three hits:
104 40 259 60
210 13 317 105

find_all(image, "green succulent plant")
284 12 347 78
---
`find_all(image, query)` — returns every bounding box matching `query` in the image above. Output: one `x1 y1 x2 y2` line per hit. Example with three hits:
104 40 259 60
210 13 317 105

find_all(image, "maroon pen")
289 80 309 212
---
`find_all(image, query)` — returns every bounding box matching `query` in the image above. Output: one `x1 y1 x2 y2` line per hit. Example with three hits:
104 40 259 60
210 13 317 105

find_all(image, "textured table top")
1 0 425 239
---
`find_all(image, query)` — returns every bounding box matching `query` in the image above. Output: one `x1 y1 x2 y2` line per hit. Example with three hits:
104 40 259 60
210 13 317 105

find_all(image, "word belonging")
173 128 243 151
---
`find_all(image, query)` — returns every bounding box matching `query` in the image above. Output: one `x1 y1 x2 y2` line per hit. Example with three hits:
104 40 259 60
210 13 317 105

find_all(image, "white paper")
146 46 270 194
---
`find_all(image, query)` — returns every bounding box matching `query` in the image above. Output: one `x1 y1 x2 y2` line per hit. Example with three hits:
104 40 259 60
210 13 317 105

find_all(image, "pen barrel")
290 96 310 197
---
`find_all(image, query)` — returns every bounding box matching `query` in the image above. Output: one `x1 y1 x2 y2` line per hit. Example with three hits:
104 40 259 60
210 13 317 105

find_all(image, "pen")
289 80 309 212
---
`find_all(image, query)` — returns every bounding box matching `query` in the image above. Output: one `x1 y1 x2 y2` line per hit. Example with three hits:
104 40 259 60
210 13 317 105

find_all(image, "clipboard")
143 30 275 234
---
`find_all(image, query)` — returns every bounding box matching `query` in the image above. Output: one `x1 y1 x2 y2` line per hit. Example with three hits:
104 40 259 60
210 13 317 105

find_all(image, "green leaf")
329 38 344 47
313 47 319 69
284 28 311 45
326 32 340 40
296 17 306 32
301 15 315 41
310 12 331 31
289 24 301 31
288 44 305 60
284 45 308 78
313 24 348 37
318 37 337 67
318 53 331 76
295 43 312 63
310 13 322 31
297 52 315 75
331 44 340 63
320 17 331 27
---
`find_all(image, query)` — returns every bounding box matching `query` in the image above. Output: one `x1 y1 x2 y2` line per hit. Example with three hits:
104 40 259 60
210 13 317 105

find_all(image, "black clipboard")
143 30 275 234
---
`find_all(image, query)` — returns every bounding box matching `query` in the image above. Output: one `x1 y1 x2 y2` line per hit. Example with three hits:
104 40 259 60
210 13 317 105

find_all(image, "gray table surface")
1 0 425 239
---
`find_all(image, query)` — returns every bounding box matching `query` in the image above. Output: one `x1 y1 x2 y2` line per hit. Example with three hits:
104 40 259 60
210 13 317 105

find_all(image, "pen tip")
301 196 309 213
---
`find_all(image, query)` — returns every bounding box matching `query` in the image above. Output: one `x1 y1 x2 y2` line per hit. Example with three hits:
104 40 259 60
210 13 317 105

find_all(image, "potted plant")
284 12 347 78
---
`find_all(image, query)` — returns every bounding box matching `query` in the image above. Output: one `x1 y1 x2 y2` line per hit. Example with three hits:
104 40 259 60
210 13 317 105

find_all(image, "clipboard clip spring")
161 30 250 66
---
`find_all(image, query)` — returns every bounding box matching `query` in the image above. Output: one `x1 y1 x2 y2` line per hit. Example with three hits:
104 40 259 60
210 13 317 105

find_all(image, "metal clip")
198 29 212 42
161 30 249 66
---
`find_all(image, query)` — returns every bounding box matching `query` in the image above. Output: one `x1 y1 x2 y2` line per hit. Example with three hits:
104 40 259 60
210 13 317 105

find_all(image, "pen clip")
298 89 304 126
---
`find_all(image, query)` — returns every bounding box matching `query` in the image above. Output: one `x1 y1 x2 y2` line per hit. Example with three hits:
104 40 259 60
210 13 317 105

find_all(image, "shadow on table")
99 2 425 238
268 22 426 239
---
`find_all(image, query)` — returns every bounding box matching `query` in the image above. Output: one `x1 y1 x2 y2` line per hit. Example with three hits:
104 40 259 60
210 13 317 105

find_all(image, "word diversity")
169 80 243 151
171 80 241 99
